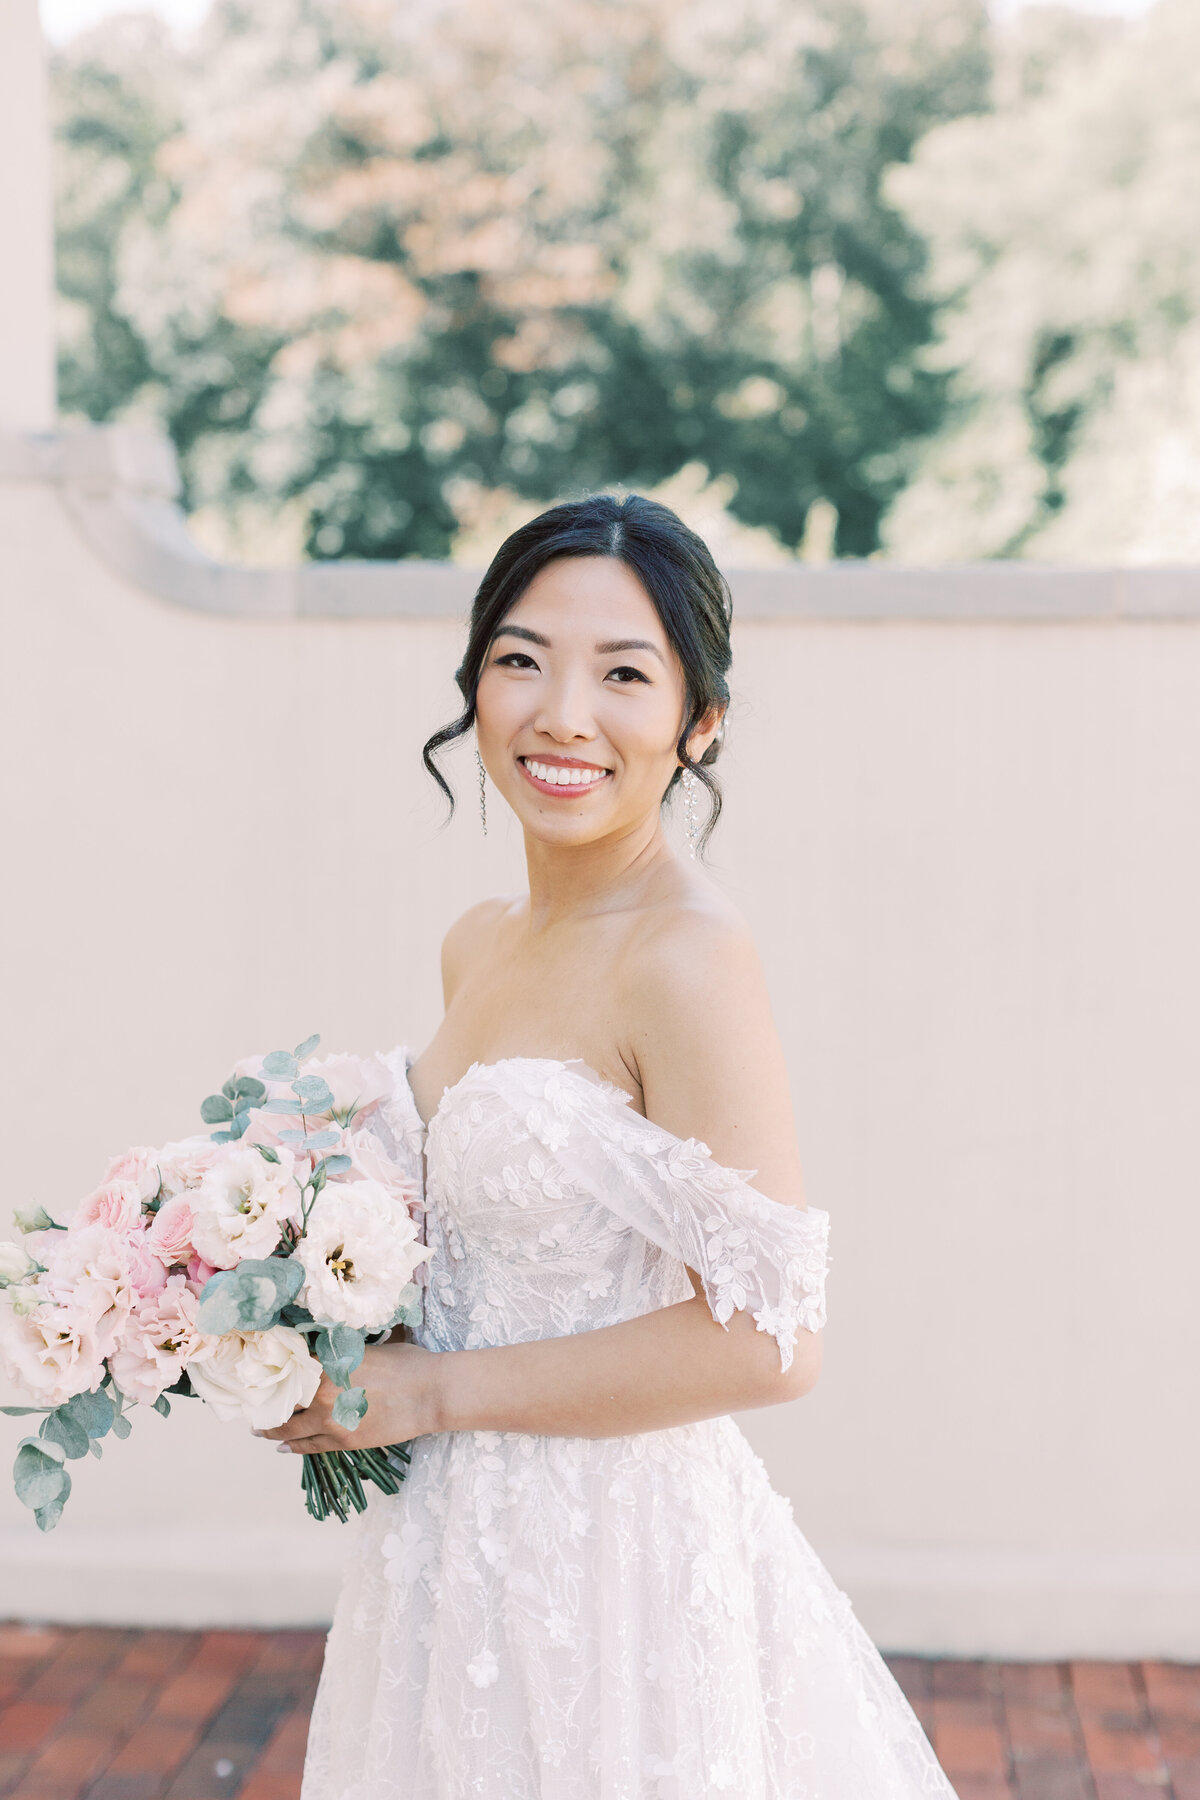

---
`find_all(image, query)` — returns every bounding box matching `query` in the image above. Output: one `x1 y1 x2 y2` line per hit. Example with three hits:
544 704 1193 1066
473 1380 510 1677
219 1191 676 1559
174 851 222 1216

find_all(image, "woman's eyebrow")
493 625 665 665
595 638 665 664
493 625 550 647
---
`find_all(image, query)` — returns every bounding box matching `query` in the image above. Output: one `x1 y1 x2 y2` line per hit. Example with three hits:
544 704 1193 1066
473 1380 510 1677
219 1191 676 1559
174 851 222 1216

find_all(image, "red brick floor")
0 1626 1196 1799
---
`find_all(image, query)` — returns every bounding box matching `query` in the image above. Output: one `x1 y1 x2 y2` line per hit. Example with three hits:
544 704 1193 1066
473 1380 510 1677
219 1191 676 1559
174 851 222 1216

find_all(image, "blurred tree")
52 0 989 562
882 0 1200 563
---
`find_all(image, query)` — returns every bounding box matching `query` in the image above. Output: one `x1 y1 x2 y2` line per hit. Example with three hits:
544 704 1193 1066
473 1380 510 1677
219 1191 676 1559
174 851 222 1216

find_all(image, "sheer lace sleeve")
372 1045 427 1186
496 1059 830 1374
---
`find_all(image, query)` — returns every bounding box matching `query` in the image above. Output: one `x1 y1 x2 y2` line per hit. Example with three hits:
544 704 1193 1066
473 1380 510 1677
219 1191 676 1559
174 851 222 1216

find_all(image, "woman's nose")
532 674 598 745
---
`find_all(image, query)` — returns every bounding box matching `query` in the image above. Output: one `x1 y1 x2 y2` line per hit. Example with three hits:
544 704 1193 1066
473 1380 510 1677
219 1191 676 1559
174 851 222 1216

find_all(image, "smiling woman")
422 493 731 854
281 492 961 1798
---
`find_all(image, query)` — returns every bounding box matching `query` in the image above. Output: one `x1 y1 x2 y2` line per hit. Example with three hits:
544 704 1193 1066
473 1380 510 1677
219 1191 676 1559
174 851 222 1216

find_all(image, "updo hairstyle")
421 492 732 853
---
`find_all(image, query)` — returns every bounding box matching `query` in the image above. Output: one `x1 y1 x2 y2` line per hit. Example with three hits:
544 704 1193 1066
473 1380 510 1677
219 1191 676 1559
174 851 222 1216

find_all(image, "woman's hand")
256 1340 445 1456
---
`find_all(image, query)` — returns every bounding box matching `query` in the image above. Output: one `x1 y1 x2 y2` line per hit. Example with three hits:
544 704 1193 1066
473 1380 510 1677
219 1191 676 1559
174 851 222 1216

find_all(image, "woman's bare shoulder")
621 881 806 1204
440 894 524 1001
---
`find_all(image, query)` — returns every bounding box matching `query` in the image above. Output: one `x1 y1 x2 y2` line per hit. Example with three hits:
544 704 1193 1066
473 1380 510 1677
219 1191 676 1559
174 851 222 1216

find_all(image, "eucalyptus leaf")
276 1130 305 1145
0 1405 49 1416
200 1094 234 1124
110 1413 132 1440
153 1394 171 1418
303 1129 339 1151
14 1440 69 1511
87 1439 103 1460
40 1410 89 1460
210 1129 234 1144
331 1387 367 1430
262 1098 303 1115
62 1387 114 1439
292 1075 334 1109
34 1485 69 1531
262 1051 298 1078
228 1110 250 1140
321 1154 352 1177
314 1325 366 1387
232 1076 267 1104
222 1077 238 1101
196 1258 304 1334
294 1034 320 1060
255 1145 281 1164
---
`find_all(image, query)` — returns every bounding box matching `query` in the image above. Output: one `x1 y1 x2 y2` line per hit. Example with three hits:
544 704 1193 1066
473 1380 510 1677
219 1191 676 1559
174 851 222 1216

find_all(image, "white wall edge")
4 423 1200 622
5 1527 1200 1658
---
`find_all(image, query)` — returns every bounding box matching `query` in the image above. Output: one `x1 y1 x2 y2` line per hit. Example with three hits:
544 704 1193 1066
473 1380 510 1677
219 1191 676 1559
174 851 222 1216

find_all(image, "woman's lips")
518 755 612 797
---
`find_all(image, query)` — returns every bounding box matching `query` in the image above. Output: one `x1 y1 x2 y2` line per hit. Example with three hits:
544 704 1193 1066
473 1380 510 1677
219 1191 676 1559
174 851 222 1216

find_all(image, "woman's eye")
607 665 650 685
494 652 539 670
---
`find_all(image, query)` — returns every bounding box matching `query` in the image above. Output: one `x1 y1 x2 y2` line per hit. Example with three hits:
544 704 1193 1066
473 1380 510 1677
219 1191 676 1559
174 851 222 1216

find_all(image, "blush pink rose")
71 1180 142 1234
155 1138 223 1197
0 1286 105 1407
185 1252 218 1294
147 1195 195 1266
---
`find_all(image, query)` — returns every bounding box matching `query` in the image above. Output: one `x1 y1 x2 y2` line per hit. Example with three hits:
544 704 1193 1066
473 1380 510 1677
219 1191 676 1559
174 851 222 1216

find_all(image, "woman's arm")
262 901 821 1455
262 1283 820 1457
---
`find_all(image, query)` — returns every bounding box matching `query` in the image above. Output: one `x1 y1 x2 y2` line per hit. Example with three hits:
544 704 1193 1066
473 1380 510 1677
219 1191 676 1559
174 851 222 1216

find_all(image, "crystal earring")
476 746 488 835
680 766 701 858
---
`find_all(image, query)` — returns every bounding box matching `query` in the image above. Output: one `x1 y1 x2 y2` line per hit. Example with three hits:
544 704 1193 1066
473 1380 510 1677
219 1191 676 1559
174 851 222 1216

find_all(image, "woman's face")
473 555 717 851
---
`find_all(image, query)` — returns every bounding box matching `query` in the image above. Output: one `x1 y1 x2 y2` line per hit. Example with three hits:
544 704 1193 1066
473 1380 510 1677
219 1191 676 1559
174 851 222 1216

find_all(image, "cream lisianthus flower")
0 1285 106 1407
296 1180 428 1332
189 1146 299 1270
186 1323 321 1429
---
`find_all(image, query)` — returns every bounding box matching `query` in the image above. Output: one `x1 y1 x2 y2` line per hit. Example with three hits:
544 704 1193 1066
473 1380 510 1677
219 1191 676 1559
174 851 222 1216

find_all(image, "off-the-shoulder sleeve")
365 1045 427 1190
503 1060 829 1375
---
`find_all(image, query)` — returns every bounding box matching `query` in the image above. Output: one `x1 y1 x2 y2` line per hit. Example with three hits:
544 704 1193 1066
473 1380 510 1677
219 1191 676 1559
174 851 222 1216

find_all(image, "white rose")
308 1053 393 1123
0 1285 106 1407
296 1180 428 1332
0 1240 34 1286
189 1146 299 1270
186 1323 321 1428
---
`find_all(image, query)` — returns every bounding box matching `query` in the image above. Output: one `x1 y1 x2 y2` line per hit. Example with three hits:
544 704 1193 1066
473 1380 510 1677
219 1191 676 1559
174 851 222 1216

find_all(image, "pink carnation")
39 1223 136 1355
109 1275 205 1406
185 1252 218 1294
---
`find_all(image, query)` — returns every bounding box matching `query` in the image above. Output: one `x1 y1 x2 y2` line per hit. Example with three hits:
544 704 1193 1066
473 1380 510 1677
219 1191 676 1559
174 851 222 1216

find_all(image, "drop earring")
476 746 488 835
680 767 701 858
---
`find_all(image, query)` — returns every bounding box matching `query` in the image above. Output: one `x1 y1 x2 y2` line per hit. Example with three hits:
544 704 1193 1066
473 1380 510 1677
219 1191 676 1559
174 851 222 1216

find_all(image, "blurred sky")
40 0 1158 43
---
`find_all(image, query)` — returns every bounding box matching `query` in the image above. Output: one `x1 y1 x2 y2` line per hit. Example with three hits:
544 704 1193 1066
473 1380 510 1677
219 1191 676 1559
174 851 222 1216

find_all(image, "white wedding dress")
300 1051 957 1800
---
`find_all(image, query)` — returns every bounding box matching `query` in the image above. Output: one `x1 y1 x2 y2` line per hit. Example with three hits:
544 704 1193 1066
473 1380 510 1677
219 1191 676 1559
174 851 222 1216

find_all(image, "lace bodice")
376 1051 830 1374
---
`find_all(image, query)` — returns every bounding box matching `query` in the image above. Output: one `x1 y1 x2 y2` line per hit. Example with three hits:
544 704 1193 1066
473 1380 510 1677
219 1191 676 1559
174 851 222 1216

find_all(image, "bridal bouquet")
0 1037 428 1528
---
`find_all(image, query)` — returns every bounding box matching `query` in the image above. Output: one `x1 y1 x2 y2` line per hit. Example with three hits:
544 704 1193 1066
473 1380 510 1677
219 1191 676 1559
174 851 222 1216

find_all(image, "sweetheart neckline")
405 1054 639 1135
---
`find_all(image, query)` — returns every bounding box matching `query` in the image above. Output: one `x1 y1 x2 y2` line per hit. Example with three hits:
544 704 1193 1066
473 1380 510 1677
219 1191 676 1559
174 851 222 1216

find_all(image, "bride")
266 493 957 1798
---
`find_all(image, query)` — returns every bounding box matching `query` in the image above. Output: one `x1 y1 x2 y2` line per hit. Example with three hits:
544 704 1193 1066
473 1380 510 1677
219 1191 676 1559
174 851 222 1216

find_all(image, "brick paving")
1 1626 1196 1798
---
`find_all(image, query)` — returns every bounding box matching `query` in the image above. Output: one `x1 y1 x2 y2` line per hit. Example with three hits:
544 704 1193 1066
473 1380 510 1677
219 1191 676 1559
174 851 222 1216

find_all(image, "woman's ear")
685 701 727 766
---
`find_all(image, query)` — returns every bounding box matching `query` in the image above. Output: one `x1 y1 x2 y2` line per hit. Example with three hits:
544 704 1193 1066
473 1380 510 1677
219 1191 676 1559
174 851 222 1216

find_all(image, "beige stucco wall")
1 439 1197 1655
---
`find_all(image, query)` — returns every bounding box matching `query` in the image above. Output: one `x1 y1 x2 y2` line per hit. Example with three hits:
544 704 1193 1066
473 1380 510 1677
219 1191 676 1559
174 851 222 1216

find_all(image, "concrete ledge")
3 424 1199 621
5 1526 1199 1657
824 1545 1200 1661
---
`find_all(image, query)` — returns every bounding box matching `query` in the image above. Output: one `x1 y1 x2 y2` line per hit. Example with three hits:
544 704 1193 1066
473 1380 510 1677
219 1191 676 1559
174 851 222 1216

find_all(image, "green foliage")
51 0 990 560
882 0 1200 562
314 1325 366 1388
196 1256 305 1335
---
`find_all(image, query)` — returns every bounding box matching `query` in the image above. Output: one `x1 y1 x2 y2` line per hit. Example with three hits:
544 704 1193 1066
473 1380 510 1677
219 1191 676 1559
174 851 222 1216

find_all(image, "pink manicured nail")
276 1443 293 1454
